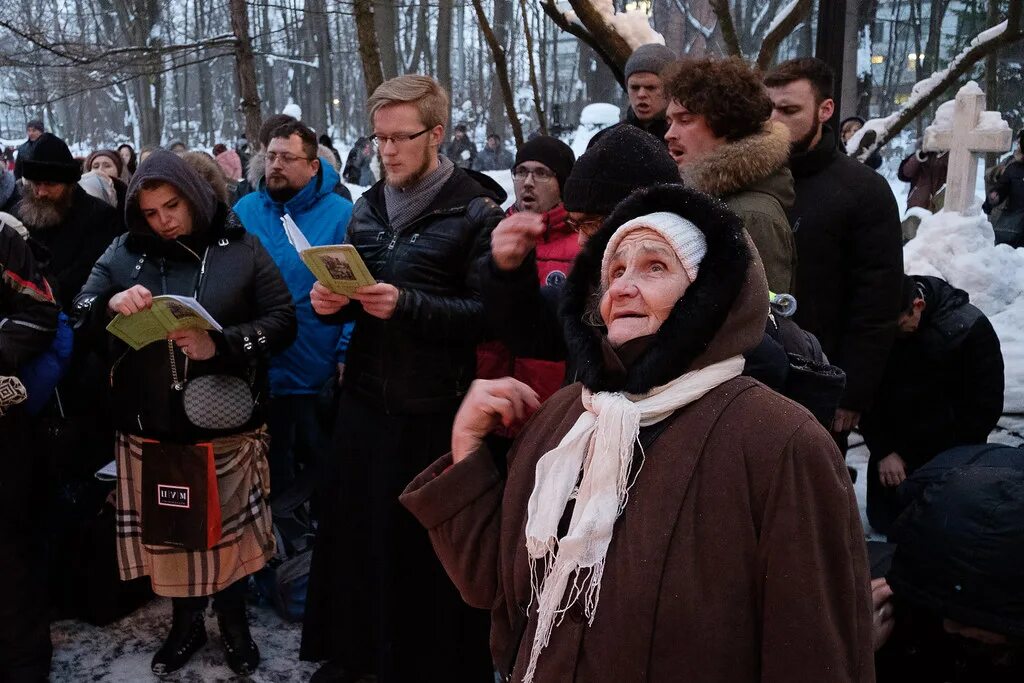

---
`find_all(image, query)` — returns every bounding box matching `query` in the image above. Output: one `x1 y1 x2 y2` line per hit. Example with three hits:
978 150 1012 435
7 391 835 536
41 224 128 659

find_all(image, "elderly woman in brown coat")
401 183 873 682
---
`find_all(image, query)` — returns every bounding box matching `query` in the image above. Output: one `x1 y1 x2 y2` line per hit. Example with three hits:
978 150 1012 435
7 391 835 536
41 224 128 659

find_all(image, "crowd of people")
0 48 1018 683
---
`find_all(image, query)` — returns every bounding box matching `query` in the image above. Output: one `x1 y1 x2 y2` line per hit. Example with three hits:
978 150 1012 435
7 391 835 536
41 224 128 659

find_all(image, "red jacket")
477 203 578 432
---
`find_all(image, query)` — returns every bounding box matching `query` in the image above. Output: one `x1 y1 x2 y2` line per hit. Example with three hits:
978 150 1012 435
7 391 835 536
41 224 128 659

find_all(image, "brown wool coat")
401 225 873 681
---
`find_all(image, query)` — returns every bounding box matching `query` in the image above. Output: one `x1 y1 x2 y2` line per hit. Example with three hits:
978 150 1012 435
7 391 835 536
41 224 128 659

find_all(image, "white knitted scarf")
521 355 745 683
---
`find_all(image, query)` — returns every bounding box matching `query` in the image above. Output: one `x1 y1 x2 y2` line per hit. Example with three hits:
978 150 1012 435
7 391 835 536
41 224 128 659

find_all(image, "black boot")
216 606 260 675
151 603 207 676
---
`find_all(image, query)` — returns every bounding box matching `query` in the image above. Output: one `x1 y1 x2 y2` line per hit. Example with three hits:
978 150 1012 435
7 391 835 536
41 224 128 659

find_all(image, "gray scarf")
383 155 454 231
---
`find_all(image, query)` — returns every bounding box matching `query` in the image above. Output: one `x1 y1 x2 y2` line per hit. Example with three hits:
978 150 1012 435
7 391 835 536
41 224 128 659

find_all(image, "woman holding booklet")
73 150 296 676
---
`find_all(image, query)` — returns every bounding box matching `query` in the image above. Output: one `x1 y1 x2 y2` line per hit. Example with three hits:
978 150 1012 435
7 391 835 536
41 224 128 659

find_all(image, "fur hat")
602 211 707 284
563 125 680 215
513 136 575 190
624 43 677 81
22 133 82 184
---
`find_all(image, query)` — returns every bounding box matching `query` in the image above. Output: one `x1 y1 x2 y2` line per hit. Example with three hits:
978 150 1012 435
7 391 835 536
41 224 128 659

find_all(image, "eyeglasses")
370 128 432 148
566 215 604 236
513 166 557 183
266 151 314 165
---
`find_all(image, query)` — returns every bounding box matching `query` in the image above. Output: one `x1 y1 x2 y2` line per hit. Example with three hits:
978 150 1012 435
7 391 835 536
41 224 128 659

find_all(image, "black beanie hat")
22 133 82 184
513 135 576 191
562 124 680 215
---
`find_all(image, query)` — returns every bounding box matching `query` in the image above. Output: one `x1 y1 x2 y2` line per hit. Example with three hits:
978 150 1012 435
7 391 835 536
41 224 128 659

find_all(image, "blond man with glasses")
301 75 504 683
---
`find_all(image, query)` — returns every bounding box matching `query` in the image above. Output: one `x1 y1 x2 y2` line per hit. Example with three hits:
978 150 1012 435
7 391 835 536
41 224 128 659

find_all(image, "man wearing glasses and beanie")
476 136 575 453
301 75 505 683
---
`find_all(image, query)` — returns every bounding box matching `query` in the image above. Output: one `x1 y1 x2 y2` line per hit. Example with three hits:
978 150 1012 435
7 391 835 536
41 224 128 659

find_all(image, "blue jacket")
234 160 353 395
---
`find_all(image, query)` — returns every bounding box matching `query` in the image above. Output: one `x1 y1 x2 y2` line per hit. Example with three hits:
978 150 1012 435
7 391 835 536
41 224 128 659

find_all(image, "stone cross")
922 81 1013 214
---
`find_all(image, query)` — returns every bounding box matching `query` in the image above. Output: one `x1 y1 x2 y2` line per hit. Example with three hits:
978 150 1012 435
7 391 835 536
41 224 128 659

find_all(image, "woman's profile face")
599 228 691 347
118 146 133 165
138 183 194 240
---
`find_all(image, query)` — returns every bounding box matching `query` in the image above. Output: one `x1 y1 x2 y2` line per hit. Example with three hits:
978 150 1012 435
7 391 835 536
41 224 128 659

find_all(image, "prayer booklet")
106 295 222 350
282 214 376 296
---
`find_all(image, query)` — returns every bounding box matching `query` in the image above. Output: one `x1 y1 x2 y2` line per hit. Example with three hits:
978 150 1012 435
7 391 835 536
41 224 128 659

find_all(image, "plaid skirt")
114 428 275 597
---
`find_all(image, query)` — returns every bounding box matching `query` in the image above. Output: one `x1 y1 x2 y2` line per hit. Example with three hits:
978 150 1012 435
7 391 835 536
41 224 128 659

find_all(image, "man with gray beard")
16 132 121 310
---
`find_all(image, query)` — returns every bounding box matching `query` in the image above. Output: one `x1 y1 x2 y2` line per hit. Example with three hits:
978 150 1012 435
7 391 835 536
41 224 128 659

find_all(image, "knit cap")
513 135 576 190
601 211 707 284
22 133 82 184
563 124 680 215
624 43 677 81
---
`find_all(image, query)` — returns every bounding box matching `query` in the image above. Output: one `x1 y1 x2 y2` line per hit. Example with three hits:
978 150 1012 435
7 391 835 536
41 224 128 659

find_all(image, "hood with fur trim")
561 183 769 394
681 120 791 200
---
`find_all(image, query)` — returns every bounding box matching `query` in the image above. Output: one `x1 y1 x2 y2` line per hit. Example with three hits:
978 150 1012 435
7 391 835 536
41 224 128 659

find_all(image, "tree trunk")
375 0 399 80
471 0 523 146
519 0 547 135
437 0 453 95
487 0 513 138
229 0 262 148
756 0 812 69
984 0 1001 170
353 0 386 107
709 0 743 57
925 0 952 72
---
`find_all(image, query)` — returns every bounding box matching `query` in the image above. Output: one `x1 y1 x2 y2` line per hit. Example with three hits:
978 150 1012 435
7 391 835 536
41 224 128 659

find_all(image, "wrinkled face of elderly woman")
599 227 691 347
138 182 193 240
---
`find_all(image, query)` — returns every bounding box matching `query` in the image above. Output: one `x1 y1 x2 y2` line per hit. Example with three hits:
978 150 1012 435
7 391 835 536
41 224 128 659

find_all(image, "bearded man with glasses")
301 74 505 683
476 136 575 454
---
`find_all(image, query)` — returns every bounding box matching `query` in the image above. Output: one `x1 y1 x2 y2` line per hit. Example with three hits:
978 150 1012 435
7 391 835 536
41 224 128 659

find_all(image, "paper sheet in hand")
281 214 376 296
106 295 222 350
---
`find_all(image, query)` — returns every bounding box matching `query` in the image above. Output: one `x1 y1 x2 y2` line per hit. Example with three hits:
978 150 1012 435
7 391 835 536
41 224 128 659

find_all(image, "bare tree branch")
708 0 742 57
756 0 812 69
539 0 625 85
470 0 523 145
860 2 1023 159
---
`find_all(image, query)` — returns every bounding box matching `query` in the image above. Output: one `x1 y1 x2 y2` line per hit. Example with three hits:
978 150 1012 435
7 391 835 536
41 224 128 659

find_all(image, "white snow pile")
903 210 1024 433
569 102 620 156
282 102 302 120
559 0 663 49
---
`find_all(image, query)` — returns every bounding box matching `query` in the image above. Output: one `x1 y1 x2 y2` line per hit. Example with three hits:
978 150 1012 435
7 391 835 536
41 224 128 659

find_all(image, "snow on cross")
921 81 1012 214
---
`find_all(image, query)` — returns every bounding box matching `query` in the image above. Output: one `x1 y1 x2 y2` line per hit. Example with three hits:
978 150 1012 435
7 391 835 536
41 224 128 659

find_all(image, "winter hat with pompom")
601 211 707 284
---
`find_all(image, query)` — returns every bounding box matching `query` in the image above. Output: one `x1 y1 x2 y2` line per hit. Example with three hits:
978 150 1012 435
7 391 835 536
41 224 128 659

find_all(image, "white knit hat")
601 211 708 284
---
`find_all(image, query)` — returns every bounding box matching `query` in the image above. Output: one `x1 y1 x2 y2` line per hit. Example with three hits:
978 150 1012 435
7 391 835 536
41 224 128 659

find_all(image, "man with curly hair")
663 56 796 295
765 58 902 442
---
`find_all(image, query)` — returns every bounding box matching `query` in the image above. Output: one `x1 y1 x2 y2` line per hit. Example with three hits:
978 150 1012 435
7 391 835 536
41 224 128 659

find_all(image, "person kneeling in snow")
860 275 1004 535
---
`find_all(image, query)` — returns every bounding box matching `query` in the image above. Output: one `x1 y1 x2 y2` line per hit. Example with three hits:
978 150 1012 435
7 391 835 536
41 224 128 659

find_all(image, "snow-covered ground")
51 598 316 681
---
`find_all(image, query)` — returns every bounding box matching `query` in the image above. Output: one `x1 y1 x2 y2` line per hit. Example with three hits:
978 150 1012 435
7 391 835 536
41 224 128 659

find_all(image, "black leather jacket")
74 205 296 442
331 166 506 414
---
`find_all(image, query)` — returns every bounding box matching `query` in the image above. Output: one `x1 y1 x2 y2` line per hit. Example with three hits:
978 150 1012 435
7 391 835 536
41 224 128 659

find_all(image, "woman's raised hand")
108 285 153 316
451 378 540 463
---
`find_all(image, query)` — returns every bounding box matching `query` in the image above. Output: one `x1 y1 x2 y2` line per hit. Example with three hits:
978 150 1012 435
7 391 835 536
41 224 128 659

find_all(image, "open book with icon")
106 295 222 350
282 214 376 296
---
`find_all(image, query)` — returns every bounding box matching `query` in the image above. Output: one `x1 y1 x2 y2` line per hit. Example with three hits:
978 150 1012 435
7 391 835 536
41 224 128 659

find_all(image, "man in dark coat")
0 219 59 681
766 57 903 442
984 130 1024 247
860 275 1004 534
13 119 45 180
15 132 122 310
874 443 1024 682
444 124 477 169
301 75 505 683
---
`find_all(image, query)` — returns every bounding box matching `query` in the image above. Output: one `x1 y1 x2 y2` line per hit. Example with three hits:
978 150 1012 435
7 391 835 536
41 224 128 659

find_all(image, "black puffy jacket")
860 276 1004 470
74 204 296 442
331 166 506 414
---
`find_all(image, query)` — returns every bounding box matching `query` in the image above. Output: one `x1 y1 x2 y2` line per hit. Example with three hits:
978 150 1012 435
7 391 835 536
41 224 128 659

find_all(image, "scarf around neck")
383 154 454 231
521 354 745 683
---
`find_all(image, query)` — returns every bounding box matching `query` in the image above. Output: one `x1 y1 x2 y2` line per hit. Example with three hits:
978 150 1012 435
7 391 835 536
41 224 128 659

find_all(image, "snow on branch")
851 6 1022 160
756 0 811 69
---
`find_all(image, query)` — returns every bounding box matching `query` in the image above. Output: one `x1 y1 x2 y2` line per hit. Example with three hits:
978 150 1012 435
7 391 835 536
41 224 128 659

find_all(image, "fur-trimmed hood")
681 120 792 201
561 183 769 394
